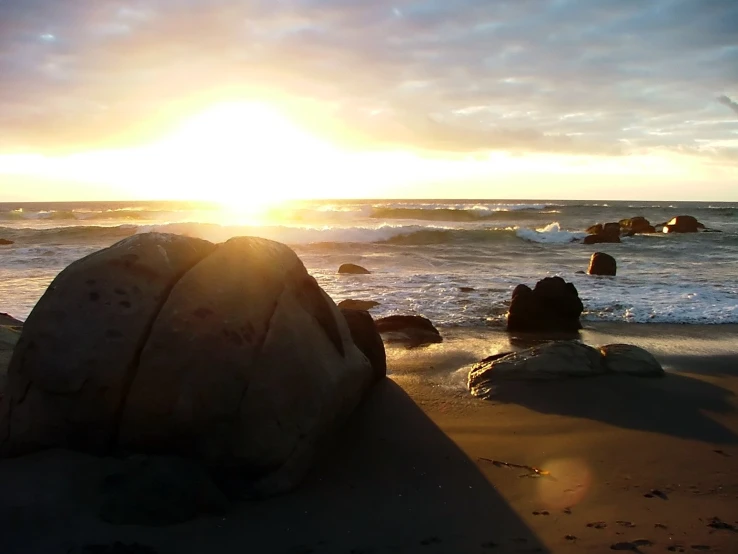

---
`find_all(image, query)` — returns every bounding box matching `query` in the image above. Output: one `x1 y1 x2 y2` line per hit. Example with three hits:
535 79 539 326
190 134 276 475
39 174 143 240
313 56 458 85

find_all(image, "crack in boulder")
107 247 219 453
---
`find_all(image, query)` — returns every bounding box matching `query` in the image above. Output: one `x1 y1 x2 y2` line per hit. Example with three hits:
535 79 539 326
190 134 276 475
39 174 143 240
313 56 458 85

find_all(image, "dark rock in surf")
459 287 475 293
583 222 621 244
0 239 13 245
619 216 655 234
507 276 583 333
663 215 705 233
375 315 442 347
587 252 617 276
338 263 371 274
340 308 386 381
338 299 380 310
1 233 375 498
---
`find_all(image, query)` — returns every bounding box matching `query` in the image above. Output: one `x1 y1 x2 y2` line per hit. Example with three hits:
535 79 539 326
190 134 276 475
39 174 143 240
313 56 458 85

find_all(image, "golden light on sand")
537 458 592 510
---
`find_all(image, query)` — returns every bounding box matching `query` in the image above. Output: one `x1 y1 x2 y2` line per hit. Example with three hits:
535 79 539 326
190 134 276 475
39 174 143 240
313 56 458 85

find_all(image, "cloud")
718 95 738 115
0 0 736 164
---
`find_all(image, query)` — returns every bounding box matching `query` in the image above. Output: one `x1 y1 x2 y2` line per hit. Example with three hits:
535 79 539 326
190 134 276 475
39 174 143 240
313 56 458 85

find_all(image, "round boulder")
338 263 370 274
587 252 617 276
599 344 664 376
1 233 375 497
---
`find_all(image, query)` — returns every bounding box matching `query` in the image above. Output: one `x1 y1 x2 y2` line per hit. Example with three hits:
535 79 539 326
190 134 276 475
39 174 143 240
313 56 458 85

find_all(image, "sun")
143 101 339 212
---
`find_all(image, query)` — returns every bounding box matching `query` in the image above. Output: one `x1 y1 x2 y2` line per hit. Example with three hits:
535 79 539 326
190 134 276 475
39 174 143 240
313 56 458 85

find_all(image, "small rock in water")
338 263 371 274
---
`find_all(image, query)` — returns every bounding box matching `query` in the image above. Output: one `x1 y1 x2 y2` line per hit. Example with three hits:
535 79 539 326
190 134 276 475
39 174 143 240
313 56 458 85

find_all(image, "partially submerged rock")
507 277 583 333
338 263 370 274
0 239 13 245
599 344 664 376
587 252 617 276
375 315 442 347
338 299 380 310
468 341 664 398
619 216 656 234
583 222 621 244
663 215 705 233
1 233 378 498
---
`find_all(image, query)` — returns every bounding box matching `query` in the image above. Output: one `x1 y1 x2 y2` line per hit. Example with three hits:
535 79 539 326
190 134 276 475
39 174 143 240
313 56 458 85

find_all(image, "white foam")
515 222 587 244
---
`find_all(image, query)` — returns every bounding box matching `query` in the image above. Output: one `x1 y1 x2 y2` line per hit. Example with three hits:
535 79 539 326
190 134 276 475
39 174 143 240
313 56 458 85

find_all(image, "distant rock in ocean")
0 239 13 245
338 263 371 274
0 233 381 499
507 276 583 333
338 299 380 310
619 216 656 234
662 215 705 233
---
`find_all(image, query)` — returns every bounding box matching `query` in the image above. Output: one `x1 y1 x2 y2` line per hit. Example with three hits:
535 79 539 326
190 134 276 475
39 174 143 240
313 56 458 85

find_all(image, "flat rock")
468 342 604 397
599 344 664 376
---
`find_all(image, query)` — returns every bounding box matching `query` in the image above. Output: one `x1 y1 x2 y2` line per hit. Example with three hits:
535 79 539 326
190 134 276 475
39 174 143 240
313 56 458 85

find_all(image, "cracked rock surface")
0 233 376 496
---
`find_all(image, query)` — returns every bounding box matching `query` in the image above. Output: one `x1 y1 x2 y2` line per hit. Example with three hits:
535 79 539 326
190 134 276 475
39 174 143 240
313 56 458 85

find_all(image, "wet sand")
1 323 737 553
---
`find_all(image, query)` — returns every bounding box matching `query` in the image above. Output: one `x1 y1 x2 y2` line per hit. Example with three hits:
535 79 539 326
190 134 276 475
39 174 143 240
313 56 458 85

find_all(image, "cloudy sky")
0 0 736 200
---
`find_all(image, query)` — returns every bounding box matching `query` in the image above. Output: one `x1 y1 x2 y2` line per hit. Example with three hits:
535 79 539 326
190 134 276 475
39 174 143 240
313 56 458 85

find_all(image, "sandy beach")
1 322 737 553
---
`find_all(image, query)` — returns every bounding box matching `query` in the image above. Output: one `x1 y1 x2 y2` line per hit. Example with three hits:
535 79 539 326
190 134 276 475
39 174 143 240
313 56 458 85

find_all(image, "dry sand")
1 323 737 553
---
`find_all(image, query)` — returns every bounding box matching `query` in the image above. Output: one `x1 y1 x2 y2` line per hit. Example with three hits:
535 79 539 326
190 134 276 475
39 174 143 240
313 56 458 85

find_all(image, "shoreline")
1 323 737 552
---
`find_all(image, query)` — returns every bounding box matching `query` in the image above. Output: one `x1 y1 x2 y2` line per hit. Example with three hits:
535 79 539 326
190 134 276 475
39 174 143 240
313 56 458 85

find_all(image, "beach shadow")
0 380 549 554
487 373 738 445
658 353 738 378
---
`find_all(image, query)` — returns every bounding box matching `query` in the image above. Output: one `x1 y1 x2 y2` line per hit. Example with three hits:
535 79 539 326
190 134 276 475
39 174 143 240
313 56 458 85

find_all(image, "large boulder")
375 315 442 347
338 263 370 274
506 276 583 333
340 308 386 381
1 233 375 497
468 342 604 396
599 344 664 376
663 215 705 233
619 216 655 234
587 252 617 276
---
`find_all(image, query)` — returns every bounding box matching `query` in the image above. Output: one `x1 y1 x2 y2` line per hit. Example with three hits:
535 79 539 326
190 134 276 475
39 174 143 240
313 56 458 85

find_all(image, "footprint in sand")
565 535 577 541
616 521 636 528
690 546 712 551
587 521 608 529
654 523 668 530
610 539 653 551
643 489 668 500
707 516 737 532
532 510 550 516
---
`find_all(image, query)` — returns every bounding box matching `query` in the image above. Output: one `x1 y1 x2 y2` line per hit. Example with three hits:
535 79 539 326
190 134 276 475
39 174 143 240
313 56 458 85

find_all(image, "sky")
0 0 736 202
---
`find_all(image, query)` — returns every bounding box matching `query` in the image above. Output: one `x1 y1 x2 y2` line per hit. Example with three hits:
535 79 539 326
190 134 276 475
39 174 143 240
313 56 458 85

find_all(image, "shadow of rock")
485 373 737 445
0 380 548 554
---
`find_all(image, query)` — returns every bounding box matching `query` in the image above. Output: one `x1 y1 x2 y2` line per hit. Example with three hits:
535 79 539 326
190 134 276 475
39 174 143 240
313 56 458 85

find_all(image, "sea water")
1 199 736 325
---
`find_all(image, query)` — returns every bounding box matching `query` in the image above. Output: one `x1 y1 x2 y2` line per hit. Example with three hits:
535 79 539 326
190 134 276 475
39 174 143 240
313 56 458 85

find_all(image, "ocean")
1 199 737 326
